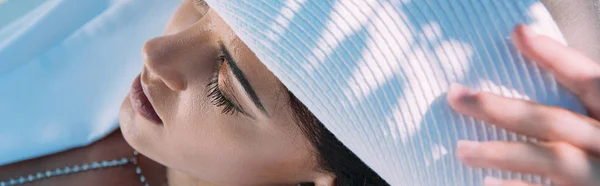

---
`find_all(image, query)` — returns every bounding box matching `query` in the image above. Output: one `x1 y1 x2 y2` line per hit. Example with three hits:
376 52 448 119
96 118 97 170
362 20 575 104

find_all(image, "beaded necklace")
0 151 149 186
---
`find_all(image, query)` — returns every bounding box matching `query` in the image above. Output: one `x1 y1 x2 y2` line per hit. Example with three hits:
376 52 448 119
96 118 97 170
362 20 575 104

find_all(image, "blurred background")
0 0 179 166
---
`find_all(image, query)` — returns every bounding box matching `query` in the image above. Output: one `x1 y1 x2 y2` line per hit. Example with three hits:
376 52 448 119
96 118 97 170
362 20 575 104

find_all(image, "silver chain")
0 151 150 186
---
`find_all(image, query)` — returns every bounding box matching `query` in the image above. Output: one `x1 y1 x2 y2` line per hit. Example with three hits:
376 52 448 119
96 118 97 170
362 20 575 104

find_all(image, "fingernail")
457 140 479 154
449 83 478 98
520 24 538 38
456 140 480 160
483 177 503 186
449 83 479 113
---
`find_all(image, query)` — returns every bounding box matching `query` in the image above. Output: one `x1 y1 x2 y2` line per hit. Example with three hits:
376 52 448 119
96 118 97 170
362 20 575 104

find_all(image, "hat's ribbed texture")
205 0 586 185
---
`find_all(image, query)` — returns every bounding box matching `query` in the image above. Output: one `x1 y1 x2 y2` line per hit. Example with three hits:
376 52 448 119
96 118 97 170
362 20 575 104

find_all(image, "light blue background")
0 0 180 165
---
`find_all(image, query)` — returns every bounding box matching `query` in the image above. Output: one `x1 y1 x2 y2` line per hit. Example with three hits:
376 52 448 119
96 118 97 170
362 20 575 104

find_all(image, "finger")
483 177 539 186
512 24 600 118
457 141 553 176
447 83 600 155
457 140 600 185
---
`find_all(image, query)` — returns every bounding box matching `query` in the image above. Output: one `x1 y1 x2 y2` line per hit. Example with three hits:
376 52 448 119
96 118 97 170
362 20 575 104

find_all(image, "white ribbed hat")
205 0 586 185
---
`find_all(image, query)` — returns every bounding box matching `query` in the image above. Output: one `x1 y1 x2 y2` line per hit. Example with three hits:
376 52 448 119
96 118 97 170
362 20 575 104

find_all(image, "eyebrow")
219 43 268 116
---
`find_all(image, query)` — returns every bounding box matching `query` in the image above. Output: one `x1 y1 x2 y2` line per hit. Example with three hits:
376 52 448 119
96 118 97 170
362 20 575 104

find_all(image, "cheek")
158 84 261 181
153 81 314 183
162 94 310 183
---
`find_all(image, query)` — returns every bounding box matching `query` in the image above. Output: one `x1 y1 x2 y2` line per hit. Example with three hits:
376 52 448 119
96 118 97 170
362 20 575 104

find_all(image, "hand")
447 25 600 186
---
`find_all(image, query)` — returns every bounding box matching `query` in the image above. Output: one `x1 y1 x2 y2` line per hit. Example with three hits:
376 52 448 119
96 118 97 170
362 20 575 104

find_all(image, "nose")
142 35 186 91
142 25 217 91
141 9 220 91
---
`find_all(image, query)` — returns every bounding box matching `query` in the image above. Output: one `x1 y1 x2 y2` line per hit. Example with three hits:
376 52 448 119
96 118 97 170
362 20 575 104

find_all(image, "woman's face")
119 0 321 185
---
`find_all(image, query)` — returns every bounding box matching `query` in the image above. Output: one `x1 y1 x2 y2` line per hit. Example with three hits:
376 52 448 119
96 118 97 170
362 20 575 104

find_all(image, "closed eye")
207 56 243 115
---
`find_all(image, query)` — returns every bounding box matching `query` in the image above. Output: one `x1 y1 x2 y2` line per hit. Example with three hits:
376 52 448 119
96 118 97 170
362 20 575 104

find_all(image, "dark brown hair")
288 91 389 186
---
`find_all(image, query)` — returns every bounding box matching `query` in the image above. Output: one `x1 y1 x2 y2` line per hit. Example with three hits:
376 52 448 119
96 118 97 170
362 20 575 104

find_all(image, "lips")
129 75 163 124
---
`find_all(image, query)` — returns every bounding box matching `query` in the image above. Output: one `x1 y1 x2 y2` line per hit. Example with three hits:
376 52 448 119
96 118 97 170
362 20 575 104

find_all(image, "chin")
119 96 164 163
119 95 138 146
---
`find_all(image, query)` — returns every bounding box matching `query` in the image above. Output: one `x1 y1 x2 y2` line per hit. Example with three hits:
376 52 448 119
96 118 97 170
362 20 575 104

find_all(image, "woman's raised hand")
448 25 600 186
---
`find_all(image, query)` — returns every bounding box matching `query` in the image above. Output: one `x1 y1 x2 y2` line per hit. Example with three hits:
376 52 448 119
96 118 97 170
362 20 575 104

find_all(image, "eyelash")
207 56 239 114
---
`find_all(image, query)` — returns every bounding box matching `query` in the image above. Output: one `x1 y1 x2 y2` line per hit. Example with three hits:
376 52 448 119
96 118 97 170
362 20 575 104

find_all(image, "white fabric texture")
0 0 180 165
205 0 587 185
